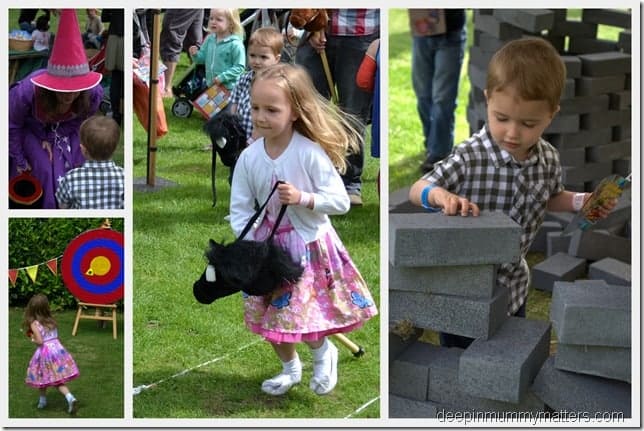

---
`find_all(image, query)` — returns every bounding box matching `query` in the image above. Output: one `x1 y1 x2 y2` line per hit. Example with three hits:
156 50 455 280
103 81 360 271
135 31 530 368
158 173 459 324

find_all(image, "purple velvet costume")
9 70 103 209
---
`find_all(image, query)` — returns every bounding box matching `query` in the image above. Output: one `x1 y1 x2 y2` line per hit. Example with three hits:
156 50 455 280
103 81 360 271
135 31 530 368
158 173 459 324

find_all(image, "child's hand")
277 182 302 205
434 188 480 217
188 45 198 56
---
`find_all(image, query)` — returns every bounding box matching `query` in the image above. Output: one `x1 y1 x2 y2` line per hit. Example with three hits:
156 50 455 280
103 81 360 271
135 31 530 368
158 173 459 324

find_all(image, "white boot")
309 338 338 395
261 356 302 396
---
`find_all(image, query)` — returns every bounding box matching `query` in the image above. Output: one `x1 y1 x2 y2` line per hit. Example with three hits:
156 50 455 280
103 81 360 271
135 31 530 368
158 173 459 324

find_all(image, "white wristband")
298 191 312 207
572 192 587 212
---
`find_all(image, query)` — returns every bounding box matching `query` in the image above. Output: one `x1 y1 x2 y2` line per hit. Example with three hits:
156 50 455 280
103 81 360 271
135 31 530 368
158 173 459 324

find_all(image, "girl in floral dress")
230 63 378 396
23 294 79 414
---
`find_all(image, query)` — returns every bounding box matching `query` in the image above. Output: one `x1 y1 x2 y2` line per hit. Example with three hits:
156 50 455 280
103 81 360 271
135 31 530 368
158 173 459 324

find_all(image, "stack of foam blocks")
389 202 551 416
532 279 631 416
466 9 631 193
388 191 631 417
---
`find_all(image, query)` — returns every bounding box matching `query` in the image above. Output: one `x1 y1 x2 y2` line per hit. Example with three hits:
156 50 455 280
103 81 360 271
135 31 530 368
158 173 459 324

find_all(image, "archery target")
61 228 124 304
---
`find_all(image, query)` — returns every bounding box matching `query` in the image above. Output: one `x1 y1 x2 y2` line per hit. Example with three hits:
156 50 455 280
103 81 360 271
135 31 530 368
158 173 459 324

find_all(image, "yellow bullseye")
86 256 111 276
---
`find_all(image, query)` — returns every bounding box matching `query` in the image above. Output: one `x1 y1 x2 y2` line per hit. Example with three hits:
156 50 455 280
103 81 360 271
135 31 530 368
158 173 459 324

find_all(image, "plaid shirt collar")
482 125 541 169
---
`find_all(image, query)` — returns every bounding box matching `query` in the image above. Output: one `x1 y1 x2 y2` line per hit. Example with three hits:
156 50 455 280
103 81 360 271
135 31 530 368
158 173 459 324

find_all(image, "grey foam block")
389 263 498 299
389 289 508 340
551 20 598 37
545 114 580 134
546 231 573 257
459 317 551 404
550 280 630 347
569 37 619 54
609 90 631 110
618 30 631 53
557 147 585 168
586 139 630 163
578 51 631 77
389 321 424 363
530 252 587 292
576 75 626 97
389 211 522 267
492 9 555 32
429 348 545 414
389 187 422 214
389 395 439 418
389 341 433 400
392 341 545 414
474 12 524 40
529 221 564 253
559 94 609 115
580 110 629 130
567 229 631 263
581 9 632 28
555 343 631 383
588 257 631 286
532 356 631 417
549 127 612 150
560 55 582 78
562 161 612 184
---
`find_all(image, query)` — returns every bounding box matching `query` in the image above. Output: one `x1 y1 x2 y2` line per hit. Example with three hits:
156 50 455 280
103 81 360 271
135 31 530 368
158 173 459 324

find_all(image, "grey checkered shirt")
424 126 564 314
229 70 253 140
55 160 125 209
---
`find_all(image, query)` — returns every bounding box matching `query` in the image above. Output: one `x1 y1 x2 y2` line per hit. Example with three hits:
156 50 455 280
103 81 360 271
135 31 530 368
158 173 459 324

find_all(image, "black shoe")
420 157 435 174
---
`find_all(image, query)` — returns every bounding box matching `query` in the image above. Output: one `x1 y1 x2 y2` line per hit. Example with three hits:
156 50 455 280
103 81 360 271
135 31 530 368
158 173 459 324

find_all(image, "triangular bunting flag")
25 265 39 283
8 269 18 286
47 258 58 276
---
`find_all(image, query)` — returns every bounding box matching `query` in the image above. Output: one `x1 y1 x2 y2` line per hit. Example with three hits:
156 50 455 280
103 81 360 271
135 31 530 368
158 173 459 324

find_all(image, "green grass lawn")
132 47 380 418
387 8 625 341
8 308 124 418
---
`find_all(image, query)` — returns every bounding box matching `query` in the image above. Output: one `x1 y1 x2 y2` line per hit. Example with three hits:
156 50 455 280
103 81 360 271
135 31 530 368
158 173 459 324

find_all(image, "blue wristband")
420 184 441 212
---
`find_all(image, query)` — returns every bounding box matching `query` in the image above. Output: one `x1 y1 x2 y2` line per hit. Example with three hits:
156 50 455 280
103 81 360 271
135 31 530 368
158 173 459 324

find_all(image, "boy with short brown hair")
56 115 124 209
409 38 615 346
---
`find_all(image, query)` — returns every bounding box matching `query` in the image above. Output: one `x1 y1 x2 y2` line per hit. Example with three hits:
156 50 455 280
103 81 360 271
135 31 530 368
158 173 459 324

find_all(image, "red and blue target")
61 228 124 304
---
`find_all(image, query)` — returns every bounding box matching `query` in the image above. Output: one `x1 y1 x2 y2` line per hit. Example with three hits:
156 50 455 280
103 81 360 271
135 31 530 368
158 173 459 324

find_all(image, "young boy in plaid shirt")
229 26 284 143
409 38 616 348
56 116 124 209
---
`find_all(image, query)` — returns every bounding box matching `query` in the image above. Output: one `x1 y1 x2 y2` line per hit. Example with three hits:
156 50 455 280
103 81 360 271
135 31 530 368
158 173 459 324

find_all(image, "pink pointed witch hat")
31 9 102 92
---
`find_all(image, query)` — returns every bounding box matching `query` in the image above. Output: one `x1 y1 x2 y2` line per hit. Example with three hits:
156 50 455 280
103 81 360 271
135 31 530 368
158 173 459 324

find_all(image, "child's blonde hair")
486 38 566 113
22 293 57 332
80 115 120 160
252 63 362 173
211 9 244 38
248 27 283 57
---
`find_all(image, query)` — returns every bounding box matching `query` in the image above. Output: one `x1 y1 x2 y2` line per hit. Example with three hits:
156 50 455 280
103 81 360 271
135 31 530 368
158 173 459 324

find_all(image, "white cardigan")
230 131 350 243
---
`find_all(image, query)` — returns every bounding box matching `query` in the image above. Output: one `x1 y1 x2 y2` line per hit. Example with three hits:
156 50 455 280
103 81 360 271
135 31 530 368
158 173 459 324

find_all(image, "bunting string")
9 255 63 286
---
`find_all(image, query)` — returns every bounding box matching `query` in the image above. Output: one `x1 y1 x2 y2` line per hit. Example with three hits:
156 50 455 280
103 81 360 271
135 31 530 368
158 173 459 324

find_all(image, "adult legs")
413 29 466 170
160 9 204 97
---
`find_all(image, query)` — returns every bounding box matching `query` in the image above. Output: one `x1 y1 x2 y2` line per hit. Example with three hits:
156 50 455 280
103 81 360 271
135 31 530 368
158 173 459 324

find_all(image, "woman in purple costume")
8 9 104 209
9 71 103 208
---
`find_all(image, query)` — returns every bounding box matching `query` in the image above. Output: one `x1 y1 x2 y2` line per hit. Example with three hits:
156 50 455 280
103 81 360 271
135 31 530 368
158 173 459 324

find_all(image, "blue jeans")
296 32 379 196
412 28 466 163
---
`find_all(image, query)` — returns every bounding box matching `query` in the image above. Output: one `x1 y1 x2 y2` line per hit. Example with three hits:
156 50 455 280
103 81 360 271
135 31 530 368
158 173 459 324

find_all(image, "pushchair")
170 63 208 118
169 9 295 119
87 41 112 115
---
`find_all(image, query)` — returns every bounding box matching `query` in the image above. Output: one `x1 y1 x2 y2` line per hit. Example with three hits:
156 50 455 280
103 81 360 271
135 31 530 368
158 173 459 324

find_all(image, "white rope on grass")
133 339 262 396
344 395 380 419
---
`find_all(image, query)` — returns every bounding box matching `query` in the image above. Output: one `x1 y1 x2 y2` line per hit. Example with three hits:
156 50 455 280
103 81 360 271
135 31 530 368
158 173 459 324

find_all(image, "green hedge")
8 218 124 310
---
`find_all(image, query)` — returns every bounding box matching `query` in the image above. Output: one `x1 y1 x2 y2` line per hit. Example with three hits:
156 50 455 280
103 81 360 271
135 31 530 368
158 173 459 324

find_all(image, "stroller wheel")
99 99 112 115
172 98 193 118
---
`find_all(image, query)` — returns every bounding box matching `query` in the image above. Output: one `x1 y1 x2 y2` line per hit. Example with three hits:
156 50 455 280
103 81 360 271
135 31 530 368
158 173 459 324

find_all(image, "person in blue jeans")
295 9 380 206
411 9 466 173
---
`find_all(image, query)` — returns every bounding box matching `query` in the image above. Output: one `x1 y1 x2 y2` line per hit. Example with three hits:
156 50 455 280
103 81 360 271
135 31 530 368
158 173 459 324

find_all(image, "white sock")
65 392 75 402
309 338 338 395
261 356 302 396
37 396 47 408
